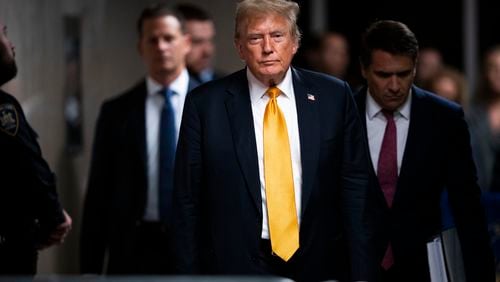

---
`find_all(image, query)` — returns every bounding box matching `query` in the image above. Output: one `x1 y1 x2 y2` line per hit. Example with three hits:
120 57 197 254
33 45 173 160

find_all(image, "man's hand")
38 209 72 250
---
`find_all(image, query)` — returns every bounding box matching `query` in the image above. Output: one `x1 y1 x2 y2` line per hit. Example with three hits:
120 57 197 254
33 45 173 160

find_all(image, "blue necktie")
159 88 176 223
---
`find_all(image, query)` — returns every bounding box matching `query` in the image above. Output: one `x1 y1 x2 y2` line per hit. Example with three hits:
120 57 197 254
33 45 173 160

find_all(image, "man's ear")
292 37 299 55
184 33 192 55
360 61 367 79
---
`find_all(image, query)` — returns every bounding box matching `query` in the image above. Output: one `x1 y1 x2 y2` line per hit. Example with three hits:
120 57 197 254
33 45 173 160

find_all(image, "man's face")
185 20 215 74
0 22 17 85
486 51 500 94
432 76 459 102
138 15 191 81
235 12 298 86
362 50 416 111
417 49 442 82
321 34 349 78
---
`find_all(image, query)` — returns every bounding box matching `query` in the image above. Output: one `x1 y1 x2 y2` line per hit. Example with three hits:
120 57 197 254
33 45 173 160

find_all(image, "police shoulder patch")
0 103 19 136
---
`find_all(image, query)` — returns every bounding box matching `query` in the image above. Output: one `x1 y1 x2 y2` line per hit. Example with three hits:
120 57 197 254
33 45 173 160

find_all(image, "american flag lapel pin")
307 93 316 101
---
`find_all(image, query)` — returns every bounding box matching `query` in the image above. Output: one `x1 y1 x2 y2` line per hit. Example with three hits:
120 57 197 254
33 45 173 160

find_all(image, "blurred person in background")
291 33 321 71
175 3 224 84
0 20 72 275
415 47 443 89
80 3 198 274
428 66 468 108
469 45 500 192
318 32 350 80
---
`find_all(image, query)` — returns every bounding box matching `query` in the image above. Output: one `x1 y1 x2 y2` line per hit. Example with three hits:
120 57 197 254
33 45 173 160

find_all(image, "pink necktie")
378 110 397 270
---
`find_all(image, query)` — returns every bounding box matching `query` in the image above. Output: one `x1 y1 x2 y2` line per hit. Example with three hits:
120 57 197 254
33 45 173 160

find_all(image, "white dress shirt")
143 69 190 221
247 67 303 239
365 90 412 175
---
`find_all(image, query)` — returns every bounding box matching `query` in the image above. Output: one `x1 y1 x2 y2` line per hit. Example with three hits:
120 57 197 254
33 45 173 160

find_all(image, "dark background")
293 0 500 85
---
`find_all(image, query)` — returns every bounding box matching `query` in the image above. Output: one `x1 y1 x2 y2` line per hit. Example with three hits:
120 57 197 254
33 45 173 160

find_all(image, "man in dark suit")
175 3 225 84
173 0 373 281
80 3 198 274
0 19 72 275
354 20 495 281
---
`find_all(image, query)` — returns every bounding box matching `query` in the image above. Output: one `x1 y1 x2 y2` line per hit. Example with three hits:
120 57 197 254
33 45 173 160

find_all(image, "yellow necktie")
263 86 299 261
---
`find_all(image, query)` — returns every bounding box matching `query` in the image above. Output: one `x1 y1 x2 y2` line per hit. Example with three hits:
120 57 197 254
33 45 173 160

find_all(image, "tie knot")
266 86 281 99
159 88 173 99
381 109 394 120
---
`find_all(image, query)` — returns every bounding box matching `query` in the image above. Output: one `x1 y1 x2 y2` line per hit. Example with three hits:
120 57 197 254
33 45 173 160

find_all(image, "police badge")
0 103 19 136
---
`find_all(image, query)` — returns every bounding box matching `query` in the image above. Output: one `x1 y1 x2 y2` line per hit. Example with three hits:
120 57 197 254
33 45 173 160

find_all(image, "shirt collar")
247 67 294 105
146 68 190 97
366 88 412 120
198 68 215 83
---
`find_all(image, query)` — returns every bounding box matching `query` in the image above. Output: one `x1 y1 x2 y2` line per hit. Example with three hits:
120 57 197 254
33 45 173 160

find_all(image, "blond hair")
234 0 301 44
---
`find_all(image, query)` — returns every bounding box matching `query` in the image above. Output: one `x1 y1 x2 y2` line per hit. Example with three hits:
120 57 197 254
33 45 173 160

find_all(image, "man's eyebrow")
374 69 413 75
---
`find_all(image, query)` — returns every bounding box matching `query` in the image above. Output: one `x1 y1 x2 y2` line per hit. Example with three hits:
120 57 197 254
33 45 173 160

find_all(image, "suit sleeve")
80 104 114 274
446 108 496 281
13 99 65 243
173 93 202 273
0 123 64 244
30 150 65 243
339 82 376 281
18 112 65 242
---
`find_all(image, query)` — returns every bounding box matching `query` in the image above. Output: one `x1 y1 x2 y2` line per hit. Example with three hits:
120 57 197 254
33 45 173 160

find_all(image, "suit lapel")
225 70 262 214
353 88 369 141
394 87 426 205
292 68 320 217
354 88 390 208
126 81 148 186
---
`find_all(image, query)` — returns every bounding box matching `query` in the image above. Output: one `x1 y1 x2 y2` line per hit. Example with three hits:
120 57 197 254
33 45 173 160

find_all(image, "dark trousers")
131 221 176 274
257 239 299 281
378 265 399 282
0 245 37 275
377 264 430 282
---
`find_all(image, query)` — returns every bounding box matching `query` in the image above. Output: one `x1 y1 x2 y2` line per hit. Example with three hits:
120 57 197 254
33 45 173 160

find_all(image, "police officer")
0 20 72 275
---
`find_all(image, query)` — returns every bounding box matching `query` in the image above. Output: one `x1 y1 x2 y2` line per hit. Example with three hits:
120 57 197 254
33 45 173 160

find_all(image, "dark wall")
325 0 463 67
479 0 500 62
293 0 500 86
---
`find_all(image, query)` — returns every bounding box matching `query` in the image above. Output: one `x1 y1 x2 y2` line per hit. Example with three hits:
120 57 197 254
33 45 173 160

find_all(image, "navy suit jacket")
80 77 199 274
173 68 374 281
354 86 495 281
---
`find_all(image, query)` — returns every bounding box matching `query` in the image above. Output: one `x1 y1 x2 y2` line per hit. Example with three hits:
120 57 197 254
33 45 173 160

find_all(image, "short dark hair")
175 3 212 22
137 2 185 37
360 20 419 67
